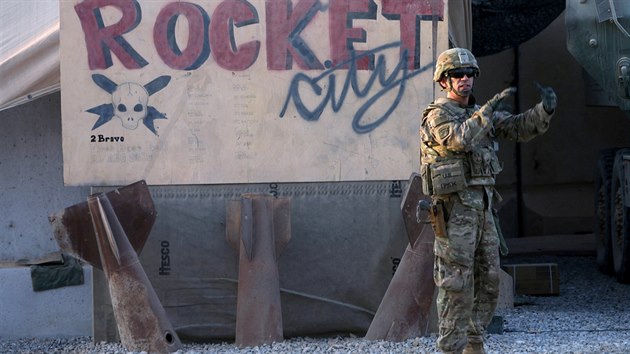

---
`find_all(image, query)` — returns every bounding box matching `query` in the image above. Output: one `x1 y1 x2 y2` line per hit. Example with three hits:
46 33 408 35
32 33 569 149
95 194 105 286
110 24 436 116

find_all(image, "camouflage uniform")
420 48 555 354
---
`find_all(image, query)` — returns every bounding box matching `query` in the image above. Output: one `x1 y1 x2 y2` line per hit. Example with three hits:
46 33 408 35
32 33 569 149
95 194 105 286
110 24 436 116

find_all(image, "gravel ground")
2 256 630 353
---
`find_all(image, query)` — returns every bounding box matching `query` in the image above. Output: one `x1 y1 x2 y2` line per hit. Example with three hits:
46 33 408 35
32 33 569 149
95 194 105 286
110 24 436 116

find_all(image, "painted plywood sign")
60 0 447 185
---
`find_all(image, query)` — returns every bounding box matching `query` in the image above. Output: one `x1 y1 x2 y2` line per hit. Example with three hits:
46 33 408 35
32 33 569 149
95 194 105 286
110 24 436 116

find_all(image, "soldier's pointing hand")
536 82 557 113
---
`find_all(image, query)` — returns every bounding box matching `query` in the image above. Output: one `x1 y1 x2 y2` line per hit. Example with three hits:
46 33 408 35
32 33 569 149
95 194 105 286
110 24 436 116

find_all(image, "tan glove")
486 87 517 110
471 87 517 140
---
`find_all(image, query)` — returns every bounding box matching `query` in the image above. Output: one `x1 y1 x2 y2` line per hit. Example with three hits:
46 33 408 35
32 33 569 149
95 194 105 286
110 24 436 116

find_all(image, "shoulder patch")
426 108 454 128
437 125 451 140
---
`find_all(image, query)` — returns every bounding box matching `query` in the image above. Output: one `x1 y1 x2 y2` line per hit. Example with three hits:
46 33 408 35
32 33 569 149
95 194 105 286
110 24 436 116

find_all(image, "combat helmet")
433 48 480 82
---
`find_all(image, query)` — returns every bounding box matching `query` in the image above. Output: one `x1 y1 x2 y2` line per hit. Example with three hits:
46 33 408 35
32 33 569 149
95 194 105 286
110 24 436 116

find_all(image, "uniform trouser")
433 193 501 353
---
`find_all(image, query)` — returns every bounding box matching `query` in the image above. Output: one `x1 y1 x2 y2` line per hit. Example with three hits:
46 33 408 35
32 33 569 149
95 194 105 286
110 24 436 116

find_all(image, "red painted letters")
75 0 148 69
74 0 444 71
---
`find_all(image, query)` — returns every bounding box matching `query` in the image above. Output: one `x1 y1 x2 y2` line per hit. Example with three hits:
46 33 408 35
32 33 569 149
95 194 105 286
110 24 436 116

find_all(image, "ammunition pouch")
469 147 502 177
421 159 467 196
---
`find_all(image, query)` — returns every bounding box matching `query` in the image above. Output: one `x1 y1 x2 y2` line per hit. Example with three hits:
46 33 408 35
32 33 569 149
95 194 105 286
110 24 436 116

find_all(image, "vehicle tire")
610 149 630 283
595 148 618 274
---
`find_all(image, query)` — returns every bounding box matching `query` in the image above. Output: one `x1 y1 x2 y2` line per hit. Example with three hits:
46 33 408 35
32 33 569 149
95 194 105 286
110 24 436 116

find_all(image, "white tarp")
2 1 471 187
0 0 60 112
60 0 448 185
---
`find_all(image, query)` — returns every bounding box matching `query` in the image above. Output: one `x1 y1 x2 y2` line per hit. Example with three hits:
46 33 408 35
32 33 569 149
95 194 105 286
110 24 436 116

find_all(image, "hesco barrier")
93 180 410 341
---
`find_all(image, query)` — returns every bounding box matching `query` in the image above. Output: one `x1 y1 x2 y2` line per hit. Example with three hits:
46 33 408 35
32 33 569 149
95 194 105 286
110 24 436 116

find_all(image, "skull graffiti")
88 74 171 134
112 83 149 130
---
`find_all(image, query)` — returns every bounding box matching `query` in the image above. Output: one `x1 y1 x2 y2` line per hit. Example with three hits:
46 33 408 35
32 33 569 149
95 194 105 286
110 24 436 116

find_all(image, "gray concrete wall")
0 266 92 339
0 93 90 263
0 94 93 339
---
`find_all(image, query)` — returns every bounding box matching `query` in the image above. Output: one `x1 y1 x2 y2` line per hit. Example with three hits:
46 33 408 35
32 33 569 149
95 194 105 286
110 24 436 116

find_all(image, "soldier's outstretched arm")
426 87 516 151
469 87 517 142
493 83 556 142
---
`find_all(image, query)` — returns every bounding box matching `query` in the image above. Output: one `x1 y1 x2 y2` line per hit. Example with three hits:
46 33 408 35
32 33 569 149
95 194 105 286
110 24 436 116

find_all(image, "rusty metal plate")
50 180 156 269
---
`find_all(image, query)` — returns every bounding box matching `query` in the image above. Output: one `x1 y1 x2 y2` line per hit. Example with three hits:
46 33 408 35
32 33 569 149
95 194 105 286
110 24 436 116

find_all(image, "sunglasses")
447 68 479 79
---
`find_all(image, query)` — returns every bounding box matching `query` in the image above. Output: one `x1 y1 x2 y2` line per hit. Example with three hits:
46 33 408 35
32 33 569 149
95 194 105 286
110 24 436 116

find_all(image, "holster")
428 200 447 238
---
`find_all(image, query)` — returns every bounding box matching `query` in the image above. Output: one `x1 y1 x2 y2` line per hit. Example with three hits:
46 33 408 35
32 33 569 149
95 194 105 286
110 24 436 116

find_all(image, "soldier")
420 48 556 354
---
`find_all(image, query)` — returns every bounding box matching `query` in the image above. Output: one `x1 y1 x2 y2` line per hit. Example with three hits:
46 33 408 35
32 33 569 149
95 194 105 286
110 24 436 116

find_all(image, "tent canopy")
0 0 59 112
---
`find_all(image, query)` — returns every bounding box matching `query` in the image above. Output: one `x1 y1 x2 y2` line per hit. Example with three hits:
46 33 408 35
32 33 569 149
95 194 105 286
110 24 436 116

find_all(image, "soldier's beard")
449 80 473 97
453 87 472 97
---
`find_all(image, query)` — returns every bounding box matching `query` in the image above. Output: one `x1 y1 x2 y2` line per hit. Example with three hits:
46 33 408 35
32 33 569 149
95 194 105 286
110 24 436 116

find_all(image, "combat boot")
462 341 486 354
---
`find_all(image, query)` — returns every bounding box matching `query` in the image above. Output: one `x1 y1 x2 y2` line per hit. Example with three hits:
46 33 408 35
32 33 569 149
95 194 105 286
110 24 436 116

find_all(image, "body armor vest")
420 100 502 196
